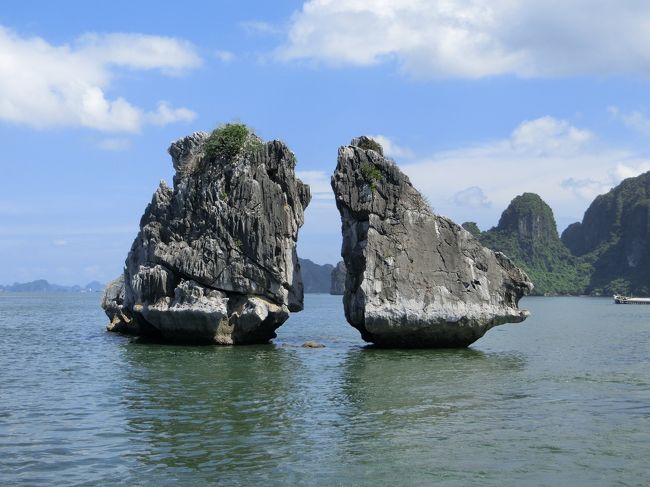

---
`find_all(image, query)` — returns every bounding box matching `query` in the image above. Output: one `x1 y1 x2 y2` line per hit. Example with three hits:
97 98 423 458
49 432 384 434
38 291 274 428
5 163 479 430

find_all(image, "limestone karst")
331 136 532 347
102 124 310 344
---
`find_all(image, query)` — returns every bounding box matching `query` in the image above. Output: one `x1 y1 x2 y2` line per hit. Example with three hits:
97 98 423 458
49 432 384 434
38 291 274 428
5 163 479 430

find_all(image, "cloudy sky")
3 0 650 285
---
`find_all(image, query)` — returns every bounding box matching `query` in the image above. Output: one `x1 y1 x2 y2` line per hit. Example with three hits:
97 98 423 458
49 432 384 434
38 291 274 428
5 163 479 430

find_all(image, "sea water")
0 294 649 486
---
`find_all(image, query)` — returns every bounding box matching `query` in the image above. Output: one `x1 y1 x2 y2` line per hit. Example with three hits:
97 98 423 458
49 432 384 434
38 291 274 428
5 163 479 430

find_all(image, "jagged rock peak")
497 193 559 242
102 124 311 344
331 136 532 347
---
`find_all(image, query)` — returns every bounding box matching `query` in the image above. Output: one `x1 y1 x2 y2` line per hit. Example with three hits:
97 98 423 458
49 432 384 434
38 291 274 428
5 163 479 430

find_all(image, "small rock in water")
301 341 325 348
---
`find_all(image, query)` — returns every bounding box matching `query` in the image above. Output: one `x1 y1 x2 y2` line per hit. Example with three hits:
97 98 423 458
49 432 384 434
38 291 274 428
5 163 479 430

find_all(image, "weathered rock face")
102 127 311 344
330 261 346 295
560 170 650 295
331 136 532 347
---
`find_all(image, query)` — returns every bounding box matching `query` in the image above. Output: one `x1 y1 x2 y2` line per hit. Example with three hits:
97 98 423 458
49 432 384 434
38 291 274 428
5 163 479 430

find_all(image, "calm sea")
0 293 649 486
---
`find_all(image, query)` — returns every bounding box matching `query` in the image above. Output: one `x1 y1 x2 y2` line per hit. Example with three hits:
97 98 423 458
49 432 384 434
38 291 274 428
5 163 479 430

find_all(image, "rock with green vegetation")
479 193 590 295
561 171 650 295
356 136 384 155
102 124 311 344
330 261 346 295
331 136 532 348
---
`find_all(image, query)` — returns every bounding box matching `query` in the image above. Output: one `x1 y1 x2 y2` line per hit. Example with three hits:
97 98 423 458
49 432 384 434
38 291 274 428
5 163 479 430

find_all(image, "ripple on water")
0 294 649 486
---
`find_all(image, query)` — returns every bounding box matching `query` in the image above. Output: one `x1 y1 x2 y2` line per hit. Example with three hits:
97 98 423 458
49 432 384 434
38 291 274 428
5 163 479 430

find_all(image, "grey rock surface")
330 261 346 295
102 128 310 344
331 136 533 347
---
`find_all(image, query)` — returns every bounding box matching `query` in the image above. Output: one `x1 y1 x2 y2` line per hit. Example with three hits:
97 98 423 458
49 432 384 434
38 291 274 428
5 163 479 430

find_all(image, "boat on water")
613 295 650 304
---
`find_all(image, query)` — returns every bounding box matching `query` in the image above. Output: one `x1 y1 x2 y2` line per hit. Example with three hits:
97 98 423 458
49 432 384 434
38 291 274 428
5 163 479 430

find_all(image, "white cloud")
75 33 201 74
609 106 650 136
400 116 650 229
97 138 131 151
279 1 650 78
509 116 592 155
52 239 68 247
612 162 650 181
452 187 491 208
215 49 235 63
145 101 196 126
368 135 414 158
296 170 334 206
0 26 200 132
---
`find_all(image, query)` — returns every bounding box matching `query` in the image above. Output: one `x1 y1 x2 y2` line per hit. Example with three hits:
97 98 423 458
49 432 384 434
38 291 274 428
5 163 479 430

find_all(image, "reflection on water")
1 294 649 486
122 343 301 479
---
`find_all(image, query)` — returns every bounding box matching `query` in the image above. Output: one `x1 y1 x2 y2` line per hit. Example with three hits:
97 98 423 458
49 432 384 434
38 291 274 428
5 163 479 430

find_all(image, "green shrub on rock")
360 162 383 184
357 137 384 155
205 123 250 161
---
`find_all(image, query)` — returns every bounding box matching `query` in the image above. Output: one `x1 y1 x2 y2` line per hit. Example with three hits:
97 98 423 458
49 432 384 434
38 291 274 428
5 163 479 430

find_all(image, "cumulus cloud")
452 187 491 208
0 26 200 132
400 116 650 228
279 0 650 78
369 135 414 158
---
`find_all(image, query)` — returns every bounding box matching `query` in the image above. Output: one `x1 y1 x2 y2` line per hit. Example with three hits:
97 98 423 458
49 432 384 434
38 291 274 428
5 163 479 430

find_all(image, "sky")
3 0 650 285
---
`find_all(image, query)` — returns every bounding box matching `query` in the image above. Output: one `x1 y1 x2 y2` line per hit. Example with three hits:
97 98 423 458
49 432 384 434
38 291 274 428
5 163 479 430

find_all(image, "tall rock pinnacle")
102 124 311 344
331 136 532 347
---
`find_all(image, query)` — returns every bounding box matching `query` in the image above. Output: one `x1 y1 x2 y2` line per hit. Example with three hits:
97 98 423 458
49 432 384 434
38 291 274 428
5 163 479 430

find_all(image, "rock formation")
561 170 650 295
330 261 346 295
331 136 532 347
102 124 311 344
478 193 588 295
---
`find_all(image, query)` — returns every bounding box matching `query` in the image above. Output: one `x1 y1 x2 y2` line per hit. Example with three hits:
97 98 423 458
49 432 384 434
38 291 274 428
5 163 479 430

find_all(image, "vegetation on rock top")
357 137 384 155
205 123 251 161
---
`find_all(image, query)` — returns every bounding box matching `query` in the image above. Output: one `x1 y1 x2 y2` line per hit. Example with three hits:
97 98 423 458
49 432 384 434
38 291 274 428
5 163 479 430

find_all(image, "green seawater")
0 294 649 486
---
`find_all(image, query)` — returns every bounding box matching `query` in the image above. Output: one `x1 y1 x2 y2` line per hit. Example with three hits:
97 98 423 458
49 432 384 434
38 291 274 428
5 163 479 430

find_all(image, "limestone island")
102 128 532 348
102 124 310 344
331 136 533 347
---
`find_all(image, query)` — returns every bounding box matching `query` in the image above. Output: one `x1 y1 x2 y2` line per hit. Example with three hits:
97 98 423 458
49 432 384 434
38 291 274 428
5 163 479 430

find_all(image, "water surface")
1 294 649 486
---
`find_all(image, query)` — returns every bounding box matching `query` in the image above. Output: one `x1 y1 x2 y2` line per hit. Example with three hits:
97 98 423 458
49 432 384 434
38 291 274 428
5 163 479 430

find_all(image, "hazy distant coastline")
0 280 105 293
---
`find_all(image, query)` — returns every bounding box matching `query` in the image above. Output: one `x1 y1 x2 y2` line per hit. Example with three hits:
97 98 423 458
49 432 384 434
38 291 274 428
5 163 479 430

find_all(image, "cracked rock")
102 128 310 344
331 136 533 347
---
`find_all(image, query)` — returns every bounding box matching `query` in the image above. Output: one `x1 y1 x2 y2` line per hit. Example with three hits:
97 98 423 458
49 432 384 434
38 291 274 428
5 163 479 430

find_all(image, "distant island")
298 258 346 295
0 280 105 293
464 170 650 296
298 258 334 293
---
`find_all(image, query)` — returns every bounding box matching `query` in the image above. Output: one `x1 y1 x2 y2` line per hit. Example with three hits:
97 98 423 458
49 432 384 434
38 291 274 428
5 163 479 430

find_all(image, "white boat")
613 295 650 304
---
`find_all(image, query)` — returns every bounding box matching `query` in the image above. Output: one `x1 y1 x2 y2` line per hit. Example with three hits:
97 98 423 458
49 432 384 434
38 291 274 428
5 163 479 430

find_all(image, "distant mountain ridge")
471 193 589 295
298 258 334 293
0 280 104 293
465 171 650 296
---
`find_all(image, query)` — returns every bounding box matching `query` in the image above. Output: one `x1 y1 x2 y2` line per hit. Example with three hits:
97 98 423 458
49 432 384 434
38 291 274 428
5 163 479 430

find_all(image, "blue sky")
3 0 650 285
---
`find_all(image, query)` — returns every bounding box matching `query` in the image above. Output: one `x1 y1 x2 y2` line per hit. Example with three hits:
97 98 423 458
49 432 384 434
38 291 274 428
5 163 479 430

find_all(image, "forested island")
464 171 650 296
